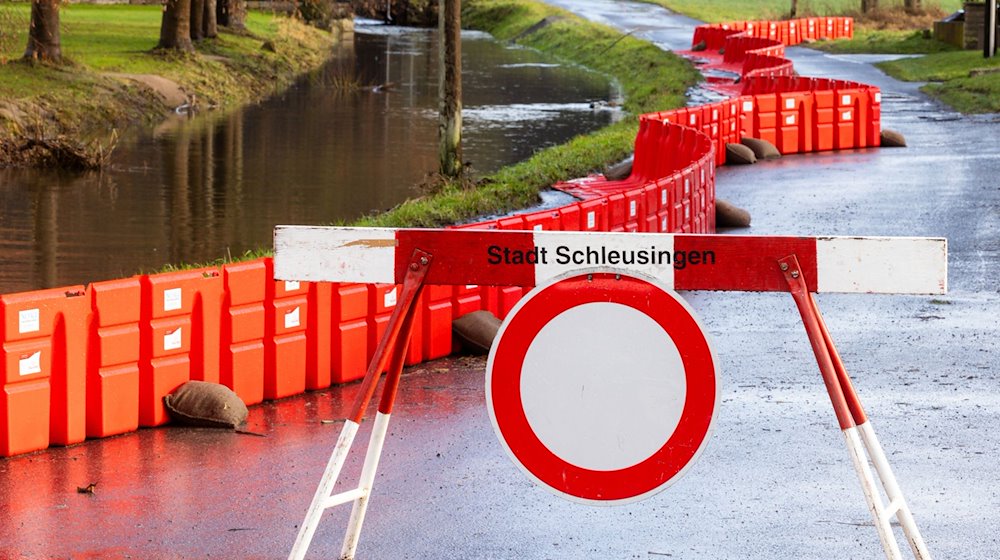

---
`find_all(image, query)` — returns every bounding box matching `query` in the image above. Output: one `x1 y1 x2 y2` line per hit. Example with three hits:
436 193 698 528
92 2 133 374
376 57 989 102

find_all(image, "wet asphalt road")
2 1 999 558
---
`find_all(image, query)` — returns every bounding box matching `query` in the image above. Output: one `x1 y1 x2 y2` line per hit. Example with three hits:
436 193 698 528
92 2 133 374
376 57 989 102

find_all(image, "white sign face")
285 280 301 292
18 309 40 334
520 302 686 472
164 288 183 312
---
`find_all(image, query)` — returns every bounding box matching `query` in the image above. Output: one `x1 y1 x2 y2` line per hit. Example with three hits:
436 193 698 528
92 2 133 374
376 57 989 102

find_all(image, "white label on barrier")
19 351 41 376
701 169 705 184
785 98 795 109
661 190 667 205
843 110 853 121
875 92 882 104
466 284 479 290
587 211 596 229
684 179 690 195
285 280 301 292
786 114 796 125
533 224 544 231
18 309 40 334
384 287 397 308
743 100 753 112
629 200 637 217
689 114 696 125
685 206 691 219
284 306 301 329
164 288 182 312
730 104 736 116
661 217 668 231
712 109 718 120
842 94 851 105
164 328 182 351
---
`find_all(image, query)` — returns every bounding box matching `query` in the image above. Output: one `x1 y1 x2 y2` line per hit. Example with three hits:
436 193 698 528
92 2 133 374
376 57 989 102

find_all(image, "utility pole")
438 0 462 177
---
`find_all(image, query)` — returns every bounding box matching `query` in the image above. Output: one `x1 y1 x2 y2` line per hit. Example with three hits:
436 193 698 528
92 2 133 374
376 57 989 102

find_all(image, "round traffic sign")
486 270 719 505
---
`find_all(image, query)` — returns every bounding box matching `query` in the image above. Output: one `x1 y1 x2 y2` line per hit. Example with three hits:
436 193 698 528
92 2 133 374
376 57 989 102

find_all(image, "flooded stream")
0 22 622 293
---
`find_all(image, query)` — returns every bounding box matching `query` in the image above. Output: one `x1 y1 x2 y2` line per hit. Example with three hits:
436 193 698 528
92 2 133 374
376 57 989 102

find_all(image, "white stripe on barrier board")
531 231 676 288
274 226 396 284
816 237 947 294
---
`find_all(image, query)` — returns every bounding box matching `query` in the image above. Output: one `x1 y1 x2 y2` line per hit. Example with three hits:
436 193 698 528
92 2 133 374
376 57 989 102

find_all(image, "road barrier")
0 16 893 457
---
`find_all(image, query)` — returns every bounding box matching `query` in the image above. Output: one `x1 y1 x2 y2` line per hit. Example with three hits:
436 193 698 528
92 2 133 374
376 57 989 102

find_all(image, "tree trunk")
861 0 878 13
438 0 462 177
903 0 921 13
23 0 61 63
217 0 246 30
790 0 798 18
191 0 205 41
203 0 218 38
158 0 195 52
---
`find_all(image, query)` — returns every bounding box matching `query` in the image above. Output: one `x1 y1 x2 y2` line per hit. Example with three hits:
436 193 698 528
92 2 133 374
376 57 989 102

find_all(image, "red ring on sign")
487 271 718 504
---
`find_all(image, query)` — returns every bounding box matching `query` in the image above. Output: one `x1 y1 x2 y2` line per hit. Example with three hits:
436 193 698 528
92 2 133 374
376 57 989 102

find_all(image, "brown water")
0 23 621 294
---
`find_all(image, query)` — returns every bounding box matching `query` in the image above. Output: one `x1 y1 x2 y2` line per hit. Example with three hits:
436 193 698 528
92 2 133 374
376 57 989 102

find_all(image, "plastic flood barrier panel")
87 278 141 439
221 260 267 407
1 286 88 456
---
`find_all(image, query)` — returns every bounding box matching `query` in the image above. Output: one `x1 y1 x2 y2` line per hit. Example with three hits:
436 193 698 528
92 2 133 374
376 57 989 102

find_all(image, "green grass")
809 28 957 54
635 0 961 24
877 51 1000 112
352 0 701 228
636 0 997 114
1 4 332 148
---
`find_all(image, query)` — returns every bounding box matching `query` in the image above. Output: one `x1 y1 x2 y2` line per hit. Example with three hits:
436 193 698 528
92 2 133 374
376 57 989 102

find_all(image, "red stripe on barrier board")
395 229 537 287
673 235 818 292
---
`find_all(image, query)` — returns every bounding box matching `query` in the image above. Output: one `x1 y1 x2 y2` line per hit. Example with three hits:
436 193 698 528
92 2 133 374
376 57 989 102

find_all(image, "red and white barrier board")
274 226 947 295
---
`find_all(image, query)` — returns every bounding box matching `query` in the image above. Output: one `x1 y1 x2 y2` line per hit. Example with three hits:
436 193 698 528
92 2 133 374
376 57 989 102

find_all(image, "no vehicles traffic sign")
486 270 719 504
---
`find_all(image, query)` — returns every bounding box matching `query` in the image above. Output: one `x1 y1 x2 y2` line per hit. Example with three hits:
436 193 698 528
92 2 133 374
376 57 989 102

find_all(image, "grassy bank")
353 0 701 227
878 52 1000 113
636 0 961 25
0 4 333 166
639 0 998 114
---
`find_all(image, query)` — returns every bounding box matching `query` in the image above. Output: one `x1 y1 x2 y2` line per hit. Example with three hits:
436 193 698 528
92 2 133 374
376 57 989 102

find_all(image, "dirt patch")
104 73 189 109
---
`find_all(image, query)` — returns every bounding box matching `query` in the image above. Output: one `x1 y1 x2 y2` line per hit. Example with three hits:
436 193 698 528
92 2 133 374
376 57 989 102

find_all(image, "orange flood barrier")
1 16 891 456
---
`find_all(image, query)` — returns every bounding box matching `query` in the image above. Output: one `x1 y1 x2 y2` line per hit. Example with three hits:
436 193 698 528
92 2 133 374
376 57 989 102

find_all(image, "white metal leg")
843 423 932 560
858 422 932 560
289 420 361 560
341 411 392 560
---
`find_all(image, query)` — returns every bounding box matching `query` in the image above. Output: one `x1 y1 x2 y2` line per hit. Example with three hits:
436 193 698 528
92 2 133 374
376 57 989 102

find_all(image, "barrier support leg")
778 254 932 560
289 249 433 560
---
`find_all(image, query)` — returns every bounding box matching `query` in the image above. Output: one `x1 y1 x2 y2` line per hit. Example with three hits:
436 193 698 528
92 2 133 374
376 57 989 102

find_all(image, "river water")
0 22 621 294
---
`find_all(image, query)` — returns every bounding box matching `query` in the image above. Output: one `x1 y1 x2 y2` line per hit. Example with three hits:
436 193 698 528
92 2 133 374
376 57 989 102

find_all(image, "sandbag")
880 129 907 147
715 199 752 228
725 143 757 165
740 137 781 160
604 157 633 181
452 310 502 355
164 381 249 429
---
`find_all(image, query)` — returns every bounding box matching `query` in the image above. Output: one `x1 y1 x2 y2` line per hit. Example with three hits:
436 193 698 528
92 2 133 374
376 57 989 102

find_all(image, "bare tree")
904 0 922 13
438 0 462 177
191 0 205 41
23 0 61 62
158 0 195 52
861 0 878 13
217 0 247 31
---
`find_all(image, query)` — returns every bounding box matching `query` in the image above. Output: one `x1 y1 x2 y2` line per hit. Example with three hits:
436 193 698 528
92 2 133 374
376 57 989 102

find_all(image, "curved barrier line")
1 16 886 456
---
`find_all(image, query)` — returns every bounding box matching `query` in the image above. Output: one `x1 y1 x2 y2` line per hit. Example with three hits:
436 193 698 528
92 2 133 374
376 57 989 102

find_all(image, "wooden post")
438 0 462 177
